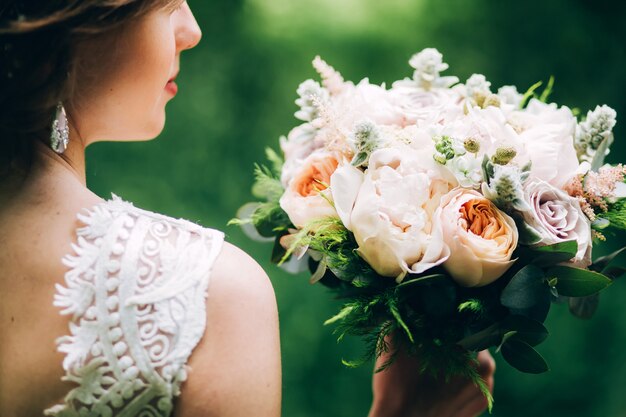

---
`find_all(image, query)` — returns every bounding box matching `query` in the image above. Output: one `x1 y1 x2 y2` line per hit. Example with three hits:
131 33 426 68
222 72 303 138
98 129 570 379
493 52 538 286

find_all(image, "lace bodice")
44 196 224 417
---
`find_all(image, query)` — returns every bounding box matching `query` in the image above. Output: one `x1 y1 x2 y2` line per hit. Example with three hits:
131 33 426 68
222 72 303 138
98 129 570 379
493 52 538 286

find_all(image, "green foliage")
592 247 626 279
500 340 549 374
519 76 555 108
251 163 284 201
500 265 549 309
598 199 626 231
517 240 578 266
519 80 543 108
280 217 378 284
548 266 613 297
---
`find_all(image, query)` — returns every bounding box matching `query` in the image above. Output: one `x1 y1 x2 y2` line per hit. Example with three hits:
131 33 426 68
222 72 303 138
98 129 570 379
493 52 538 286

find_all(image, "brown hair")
0 0 177 178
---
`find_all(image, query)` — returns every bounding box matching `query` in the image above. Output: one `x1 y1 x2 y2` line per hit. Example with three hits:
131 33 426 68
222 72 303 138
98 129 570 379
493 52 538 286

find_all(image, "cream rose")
521 178 592 266
437 189 518 287
336 146 457 280
279 151 340 228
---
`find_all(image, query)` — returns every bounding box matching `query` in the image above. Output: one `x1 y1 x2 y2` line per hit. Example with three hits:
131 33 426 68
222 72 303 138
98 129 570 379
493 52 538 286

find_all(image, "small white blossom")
408 48 459 90
498 85 523 107
295 79 329 122
447 154 483 188
465 74 492 98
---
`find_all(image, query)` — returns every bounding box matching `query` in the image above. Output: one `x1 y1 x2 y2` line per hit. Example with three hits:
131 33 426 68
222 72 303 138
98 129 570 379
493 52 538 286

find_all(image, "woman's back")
0 170 104 416
0 163 282 417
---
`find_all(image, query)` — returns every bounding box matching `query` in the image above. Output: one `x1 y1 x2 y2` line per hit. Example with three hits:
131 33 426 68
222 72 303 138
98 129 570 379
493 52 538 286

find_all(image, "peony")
390 84 464 126
279 151 341 228
436 189 518 287
333 146 457 280
521 178 592 266
513 99 580 189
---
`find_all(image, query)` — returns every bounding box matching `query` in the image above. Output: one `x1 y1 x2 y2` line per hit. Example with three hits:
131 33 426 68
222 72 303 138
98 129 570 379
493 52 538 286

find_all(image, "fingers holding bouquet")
369 343 495 417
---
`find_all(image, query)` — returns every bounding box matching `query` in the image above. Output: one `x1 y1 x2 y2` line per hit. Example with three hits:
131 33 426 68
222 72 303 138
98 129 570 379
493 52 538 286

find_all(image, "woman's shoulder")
46 195 231 416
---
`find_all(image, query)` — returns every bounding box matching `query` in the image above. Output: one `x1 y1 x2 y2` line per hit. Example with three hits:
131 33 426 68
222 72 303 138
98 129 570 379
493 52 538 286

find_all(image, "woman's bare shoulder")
174 242 282 417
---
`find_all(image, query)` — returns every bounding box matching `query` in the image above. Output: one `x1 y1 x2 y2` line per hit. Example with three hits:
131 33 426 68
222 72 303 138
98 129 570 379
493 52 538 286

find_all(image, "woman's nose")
175 2 202 51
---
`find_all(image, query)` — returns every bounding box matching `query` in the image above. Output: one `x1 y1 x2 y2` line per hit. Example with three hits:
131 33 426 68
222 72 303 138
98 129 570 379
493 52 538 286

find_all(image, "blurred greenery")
86 0 626 416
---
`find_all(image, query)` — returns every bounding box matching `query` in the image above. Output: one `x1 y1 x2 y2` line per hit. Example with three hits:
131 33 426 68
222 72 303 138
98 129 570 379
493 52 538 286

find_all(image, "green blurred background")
86 0 626 415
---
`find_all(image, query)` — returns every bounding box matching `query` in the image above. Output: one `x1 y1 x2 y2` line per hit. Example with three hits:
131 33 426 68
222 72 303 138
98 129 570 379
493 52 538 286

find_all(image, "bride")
0 1 494 416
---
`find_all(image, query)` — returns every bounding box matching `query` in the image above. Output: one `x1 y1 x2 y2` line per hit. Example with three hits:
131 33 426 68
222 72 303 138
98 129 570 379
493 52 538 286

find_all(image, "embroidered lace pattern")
44 197 224 417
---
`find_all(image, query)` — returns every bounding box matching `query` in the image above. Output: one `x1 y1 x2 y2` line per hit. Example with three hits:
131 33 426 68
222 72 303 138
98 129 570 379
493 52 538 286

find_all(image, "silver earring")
50 102 69 154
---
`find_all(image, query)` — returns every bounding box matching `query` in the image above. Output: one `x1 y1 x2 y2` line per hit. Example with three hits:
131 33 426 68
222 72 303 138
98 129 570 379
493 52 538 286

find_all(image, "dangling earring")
50 102 69 154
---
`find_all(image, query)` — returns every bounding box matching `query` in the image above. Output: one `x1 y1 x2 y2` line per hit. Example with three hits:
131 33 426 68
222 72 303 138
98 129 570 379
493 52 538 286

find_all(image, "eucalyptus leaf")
457 314 548 351
501 340 549 374
592 247 626 279
568 293 600 320
527 240 578 265
499 315 549 346
501 265 547 309
271 236 288 264
508 289 551 323
548 266 612 297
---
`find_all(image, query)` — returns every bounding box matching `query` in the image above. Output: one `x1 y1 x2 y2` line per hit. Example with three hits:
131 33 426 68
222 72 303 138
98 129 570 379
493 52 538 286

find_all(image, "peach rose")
437 189 518 287
279 151 340 228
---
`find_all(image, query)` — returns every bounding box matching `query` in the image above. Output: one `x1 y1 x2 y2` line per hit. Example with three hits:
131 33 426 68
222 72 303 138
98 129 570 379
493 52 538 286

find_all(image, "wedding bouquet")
232 48 625 405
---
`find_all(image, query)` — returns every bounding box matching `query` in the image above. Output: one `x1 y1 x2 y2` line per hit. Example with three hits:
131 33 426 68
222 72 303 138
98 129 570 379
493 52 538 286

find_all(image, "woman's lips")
165 80 178 96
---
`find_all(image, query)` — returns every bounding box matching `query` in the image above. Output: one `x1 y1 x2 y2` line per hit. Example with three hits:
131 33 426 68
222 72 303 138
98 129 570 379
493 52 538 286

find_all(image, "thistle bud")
492 147 517 165
463 137 480 154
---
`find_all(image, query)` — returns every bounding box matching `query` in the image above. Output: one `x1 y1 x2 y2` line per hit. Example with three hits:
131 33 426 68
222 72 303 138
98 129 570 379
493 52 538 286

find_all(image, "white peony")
514 99 580 189
436 189 519 287
521 178 592 266
334 146 457 280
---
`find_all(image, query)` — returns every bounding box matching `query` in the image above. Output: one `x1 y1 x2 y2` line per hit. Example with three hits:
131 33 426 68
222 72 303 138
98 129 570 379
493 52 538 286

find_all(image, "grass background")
86 1 626 415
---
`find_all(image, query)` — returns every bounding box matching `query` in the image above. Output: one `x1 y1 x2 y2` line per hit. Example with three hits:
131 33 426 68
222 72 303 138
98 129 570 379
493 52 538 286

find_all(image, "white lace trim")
45 196 224 417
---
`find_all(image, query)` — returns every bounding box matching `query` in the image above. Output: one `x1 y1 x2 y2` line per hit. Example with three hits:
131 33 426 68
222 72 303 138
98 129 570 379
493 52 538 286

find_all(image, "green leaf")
590 136 612 172
501 340 549 374
324 305 355 326
252 164 284 201
592 247 626 279
548 266 612 297
388 302 414 343
568 293 600 320
351 152 368 167
539 75 555 103
527 240 578 265
395 274 449 290
499 315 549 346
270 236 288 264
265 147 284 174
501 265 547 309
252 203 291 237
457 314 548 351
519 80 543 109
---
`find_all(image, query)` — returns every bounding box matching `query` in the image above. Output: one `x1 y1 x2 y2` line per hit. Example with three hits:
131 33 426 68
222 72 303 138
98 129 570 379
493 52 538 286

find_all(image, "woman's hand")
368 348 495 417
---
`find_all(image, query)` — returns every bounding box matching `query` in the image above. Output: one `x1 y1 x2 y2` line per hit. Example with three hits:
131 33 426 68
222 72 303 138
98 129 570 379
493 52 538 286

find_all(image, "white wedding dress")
44 196 224 417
